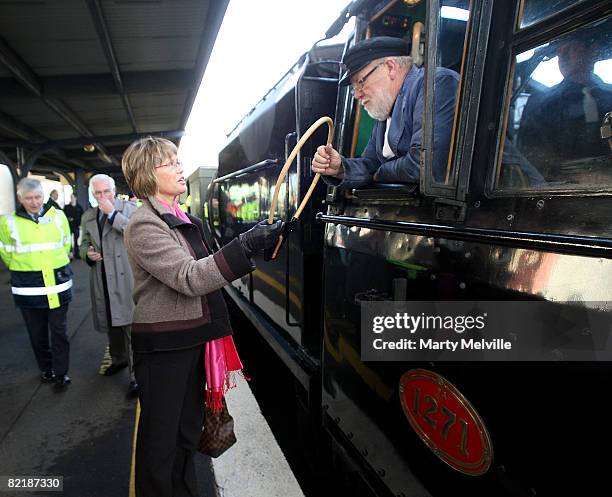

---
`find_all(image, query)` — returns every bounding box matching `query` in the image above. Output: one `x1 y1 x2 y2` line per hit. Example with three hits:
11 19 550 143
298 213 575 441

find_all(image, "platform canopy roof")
0 0 228 184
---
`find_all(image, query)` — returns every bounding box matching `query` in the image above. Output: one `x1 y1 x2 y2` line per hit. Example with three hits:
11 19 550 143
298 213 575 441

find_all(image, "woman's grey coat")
80 198 137 333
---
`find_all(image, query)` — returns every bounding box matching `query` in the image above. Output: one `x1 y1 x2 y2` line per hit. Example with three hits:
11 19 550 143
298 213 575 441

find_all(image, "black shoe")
103 362 128 376
127 381 139 397
41 370 56 383
53 375 71 391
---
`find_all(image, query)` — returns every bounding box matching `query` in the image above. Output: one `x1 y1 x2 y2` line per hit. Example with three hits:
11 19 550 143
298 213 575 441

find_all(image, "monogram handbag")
198 399 237 458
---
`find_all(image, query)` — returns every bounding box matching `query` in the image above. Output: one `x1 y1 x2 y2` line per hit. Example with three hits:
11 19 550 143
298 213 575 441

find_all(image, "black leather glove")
238 219 284 256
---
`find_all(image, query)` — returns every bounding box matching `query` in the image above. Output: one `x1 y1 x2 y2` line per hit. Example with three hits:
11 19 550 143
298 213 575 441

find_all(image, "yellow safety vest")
0 207 72 309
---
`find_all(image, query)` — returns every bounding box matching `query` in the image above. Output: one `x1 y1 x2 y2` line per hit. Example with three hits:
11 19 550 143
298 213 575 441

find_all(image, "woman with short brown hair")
122 136 282 497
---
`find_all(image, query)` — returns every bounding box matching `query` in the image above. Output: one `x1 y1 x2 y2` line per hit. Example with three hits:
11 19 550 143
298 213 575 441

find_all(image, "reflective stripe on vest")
5 212 69 254
53 210 71 247
2 209 71 308
0 240 65 253
11 279 73 296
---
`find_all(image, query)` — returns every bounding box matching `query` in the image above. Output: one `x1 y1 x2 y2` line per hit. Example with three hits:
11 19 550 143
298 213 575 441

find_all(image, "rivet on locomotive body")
536 200 545 209
507 214 514 221
459 282 466 289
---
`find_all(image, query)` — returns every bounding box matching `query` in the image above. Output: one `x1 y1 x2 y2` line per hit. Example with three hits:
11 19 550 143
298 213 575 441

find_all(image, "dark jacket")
45 198 62 211
518 74 612 178
124 197 254 352
63 203 84 231
326 65 460 189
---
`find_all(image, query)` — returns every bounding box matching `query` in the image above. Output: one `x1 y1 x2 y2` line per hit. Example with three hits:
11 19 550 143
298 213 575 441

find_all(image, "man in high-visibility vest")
0 178 73 390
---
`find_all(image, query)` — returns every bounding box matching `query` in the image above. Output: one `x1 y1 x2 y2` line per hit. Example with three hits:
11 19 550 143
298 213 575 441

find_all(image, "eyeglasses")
350 63 384 96
155 159 182 171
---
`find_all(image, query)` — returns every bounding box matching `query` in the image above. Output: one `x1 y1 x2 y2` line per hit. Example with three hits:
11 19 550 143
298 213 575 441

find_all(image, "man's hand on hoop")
311 144 343 178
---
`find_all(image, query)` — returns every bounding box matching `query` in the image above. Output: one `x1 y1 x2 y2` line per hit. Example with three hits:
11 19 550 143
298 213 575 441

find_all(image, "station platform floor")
0 260 304 497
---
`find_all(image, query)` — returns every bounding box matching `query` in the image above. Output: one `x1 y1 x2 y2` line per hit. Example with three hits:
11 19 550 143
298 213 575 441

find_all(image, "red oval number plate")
399 369 493 476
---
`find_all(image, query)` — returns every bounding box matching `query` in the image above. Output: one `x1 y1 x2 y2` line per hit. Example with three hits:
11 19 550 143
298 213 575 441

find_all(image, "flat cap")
339 36 411 86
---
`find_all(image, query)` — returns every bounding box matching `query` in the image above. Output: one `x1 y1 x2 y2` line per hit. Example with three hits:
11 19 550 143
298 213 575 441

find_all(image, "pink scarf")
156 196 244 413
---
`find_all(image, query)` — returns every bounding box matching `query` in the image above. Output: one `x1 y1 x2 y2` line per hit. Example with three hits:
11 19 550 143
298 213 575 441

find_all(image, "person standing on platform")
0 178 73 390
63 194 84 259
121 136 283 497
46 189 62 211
80 174 138 395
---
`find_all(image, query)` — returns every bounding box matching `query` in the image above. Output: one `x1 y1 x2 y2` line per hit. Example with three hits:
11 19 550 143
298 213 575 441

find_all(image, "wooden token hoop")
266 116 334 260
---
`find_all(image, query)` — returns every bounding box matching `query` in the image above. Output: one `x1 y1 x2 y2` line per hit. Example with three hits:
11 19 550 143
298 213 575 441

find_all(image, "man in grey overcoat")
80 174 138 395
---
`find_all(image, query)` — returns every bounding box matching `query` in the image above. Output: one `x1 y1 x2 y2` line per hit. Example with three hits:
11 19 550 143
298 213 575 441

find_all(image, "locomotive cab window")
426 0 470 190
495 16 612 192
518 0 586 29
343 0 471 196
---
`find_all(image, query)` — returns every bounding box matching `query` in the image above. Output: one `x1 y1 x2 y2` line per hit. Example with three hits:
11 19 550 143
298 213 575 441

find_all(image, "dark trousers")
71 227 80 258
108 325 135 380
134 345 204 497
20 305 70 375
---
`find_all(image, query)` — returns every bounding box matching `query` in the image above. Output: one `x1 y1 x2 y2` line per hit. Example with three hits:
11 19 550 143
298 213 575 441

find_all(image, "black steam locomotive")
195 1 612 495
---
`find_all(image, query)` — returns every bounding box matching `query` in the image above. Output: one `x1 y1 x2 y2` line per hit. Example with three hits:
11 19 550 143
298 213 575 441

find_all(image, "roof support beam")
0 149 16 173
86 0 137 133
64 144 129 159
0 36 42 96
0 112 93 177
21 147 94 179
0 110 47 143
0 149 19 206
0 36 118 166
0 70 194 98
0 130 185 150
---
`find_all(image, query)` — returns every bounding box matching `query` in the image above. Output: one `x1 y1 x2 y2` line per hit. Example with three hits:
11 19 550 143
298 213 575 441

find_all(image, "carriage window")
519 0 585 29
495 17 612 191
430 0 470 185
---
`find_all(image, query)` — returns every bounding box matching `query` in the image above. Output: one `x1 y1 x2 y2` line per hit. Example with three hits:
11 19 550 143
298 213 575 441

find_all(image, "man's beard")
363 87 395 121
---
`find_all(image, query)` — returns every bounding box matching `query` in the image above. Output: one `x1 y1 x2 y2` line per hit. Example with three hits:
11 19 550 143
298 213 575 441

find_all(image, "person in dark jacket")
312 36 459 188
518 27 612 180
63 194 84 259
45 189 62 211
121 136 283 497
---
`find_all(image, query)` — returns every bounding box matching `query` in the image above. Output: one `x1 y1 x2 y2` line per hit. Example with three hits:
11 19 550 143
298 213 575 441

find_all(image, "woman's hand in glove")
238 219 284 256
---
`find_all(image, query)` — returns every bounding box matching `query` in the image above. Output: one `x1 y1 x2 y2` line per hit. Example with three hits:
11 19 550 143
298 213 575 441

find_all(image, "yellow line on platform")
129 400 140 497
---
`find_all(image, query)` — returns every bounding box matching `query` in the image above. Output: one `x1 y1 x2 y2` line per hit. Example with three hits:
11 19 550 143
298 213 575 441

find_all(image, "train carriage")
198 1 612 495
